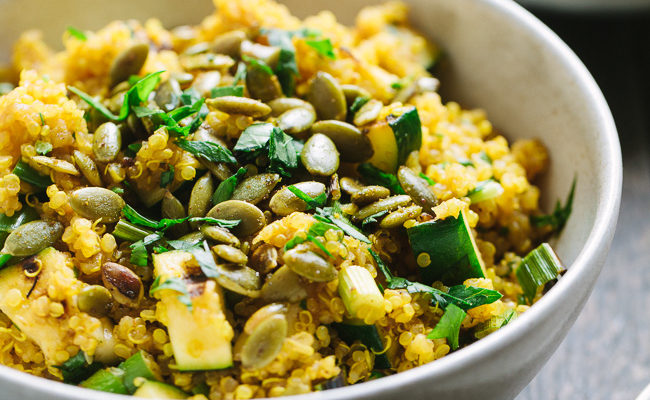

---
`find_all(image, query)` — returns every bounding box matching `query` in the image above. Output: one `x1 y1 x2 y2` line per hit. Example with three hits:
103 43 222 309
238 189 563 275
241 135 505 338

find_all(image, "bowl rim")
0 0 622 398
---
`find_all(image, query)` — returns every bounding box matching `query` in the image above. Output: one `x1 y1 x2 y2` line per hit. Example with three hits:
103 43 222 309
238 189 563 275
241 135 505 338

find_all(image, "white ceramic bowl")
0 0 622 399
518 0 650 13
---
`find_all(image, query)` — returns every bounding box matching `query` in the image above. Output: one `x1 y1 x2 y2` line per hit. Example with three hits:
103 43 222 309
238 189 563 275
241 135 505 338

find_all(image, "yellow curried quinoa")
0 0 566 398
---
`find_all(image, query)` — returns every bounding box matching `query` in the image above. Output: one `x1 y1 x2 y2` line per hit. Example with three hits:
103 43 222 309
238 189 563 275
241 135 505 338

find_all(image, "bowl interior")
0 0 621 399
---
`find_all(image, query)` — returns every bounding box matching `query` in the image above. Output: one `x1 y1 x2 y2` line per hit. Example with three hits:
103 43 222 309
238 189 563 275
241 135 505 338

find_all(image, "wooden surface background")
516 9 650 400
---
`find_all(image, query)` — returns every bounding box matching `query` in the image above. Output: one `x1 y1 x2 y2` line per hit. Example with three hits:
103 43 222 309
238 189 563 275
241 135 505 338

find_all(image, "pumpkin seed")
339 177 365 195
93 122 122 163
240 313 287 369
207 96 271 118
192 129 233 181
311 120 373 163
101 262 143 305
269 181 326 216
249 243 278 273
353 194 412 221
245 63 282 102
267 98 315 117
31 156 79 175
211 30 247 58
154 79 182 112
181 53 235 71
188 173 214 229
380 205 423 229
200 225 240 247
215 263 261 297
240 40 281 69
183 42 210 56
178 231 205 245
231 173 281 205
278 107 316 135
301 134 339 176
351 185 390 205
109 42 149 88
212 244 248 265
397 166 438 213
206 200 266 237
70 187 125 223
171 72 194 85
259 265 307 302
136 187 166 208
162 192 188 237
73 150 103 186
283 248 337 282
77 285 113 317
93 318 119 365
353 98 382 126
393 76 441 104
307 71 347 121
192 71 222 97
342 84 371 106
1 220 63 257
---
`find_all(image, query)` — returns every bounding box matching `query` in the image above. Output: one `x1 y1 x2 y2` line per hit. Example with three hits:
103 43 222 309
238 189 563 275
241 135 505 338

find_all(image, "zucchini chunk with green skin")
152 251 234 371
80 367 128 394
133 379 189 399
515 243 564 303
0 247 104 365
120 350 163 393
331 321 392 369
366 106 422 173
407 209 485 286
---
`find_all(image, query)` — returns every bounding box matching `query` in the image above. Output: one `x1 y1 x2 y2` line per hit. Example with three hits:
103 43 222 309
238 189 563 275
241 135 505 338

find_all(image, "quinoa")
0 0 555 398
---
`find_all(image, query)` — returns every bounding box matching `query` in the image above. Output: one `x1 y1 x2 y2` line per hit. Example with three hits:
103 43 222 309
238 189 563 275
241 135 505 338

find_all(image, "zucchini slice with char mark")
407 209 485 286
152 251 234 371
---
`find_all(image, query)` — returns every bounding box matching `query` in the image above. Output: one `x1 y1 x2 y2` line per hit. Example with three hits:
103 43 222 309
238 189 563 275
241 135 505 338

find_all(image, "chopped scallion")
338 265 384 323
467 179 504 204
12 160 52 189
516 243 564 303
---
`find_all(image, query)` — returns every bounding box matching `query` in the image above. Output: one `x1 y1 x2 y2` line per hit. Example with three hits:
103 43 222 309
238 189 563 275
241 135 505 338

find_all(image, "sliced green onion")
515 243 564 303
112 219 152 242
0 254 12 270
53 351 102 384
474 309 518 339
80 367 128 394
467 179 504 204
12 160 52 189
119 350 163 393
426 303 466 350
66 26 87 41
338 265 384 323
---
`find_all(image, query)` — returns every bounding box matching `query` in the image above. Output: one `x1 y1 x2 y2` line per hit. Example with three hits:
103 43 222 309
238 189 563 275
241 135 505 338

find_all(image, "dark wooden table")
516 9 650 400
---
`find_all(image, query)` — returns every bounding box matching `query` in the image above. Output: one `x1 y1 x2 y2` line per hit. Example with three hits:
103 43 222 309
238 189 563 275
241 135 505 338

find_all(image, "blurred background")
515 4 650 400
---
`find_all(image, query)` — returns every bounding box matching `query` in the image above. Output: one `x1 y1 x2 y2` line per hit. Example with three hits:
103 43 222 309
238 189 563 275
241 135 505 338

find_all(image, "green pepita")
283 248 337 282
277 107 316 135
154 79 182 112
206 200 266 237
267 98 315 117
231 173 281 205
73 150 103 186
212 244 248 265
350 185 391 205
200 225 240 247
207 96 271 118
354 194 412 221
307 71 347 121
109 42 149 88
311 120 373 162
211 30 247 58
397 166 438 213
259 265 307 302
353 98 383 126
188 173 214 228
77 285 113 317
269 181 326 216
1 220 63 257
93 122 122 163
379 205 423 229
70 187 125 223
300 134 339 176
240 313 287 369
101 262 143 305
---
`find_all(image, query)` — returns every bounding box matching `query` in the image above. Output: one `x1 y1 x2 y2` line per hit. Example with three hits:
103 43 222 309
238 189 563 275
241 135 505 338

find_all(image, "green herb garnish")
426 303 466 350
122 204 239 232
268 125 301 177
149 275 192 310
175 139 237 164
287 185 327 209
357 163 405 194
349 96 370 115
212 167 247 205
160 165 175 188
361 210 388 229
466 179 504 204
233 123 274 156
68 71 164 121
241 55 274 75
12 160 52 189
66 26 87 41
210 85 244 98
530 178 576 233
305 38 336 60
54 351 102 384
316 202 370 244
419 172 435 186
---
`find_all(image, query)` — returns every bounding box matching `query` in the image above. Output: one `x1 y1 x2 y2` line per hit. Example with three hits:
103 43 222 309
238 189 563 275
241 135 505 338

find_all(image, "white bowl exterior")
0 0 621 399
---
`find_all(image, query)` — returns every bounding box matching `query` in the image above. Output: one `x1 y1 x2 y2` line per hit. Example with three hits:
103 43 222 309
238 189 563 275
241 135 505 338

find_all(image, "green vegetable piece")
357 163 405 194
66 26 87 41
212 167 248 205
112 219 152 242
316 203 370 244
233 123 273 155
210 85 244 98
466 179 504 204
305 38 336 59
426 303 466 350
407 209 485 286
160 165 175 188
150 275 192 310
387 106 422 166
12 160 52 189
262 28 300 96
34 141 52 155
54 351 102 384
0 206 39 247
133 380 189 399
515 243 564 304
530 177 576 233
268 125 300 177
175 139 237 164
119 350 163 394
331 321 391 369
80 367 128 394
287 185 327 210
